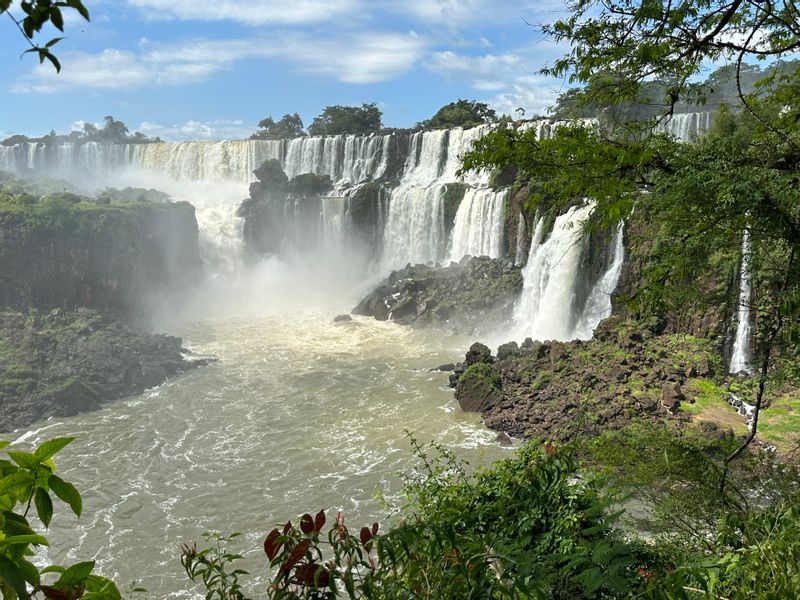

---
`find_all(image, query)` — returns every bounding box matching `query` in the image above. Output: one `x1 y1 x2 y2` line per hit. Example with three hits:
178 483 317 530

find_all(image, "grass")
681 378 749 436
758 392 800 449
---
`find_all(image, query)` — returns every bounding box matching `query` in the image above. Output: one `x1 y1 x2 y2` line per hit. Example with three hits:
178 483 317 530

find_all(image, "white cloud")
426 50 527 79
11 32 426 93
125 0 360 25
137 119 253 141
394 0 567 26
486 75 559 117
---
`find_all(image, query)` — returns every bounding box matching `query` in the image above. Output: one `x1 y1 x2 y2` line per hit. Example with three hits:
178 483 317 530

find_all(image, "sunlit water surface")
13 311 510 598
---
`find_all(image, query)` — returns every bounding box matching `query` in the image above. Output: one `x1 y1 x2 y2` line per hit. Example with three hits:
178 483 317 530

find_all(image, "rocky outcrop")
352 256 523 335
0 309 209 432
450 316 727 443
239 159 333 258
0 198 203 315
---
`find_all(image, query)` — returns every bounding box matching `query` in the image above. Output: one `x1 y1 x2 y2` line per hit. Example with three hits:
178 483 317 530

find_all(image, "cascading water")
654 112 713 141
514 204 595 341
512 204 625 342
730 229 753 374
573 221 625 339
447 188 507 262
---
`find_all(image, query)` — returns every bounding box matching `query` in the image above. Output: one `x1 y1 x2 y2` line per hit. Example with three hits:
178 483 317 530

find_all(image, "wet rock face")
352 256 523 336
0 309 209 432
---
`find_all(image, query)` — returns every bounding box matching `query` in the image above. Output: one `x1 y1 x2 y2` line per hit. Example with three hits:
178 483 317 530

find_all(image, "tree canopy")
2 116 159 146
250 113 306 140
307 103 382 136
418 99 497 129
1 0 90 71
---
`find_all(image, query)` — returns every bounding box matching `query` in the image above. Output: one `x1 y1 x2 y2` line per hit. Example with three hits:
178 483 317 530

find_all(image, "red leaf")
359 526 373 546
264 529 282 560
294 563 330 587
280 539 311 573
372 522 379 536
283 520 292 534
300 513 314 534
314 509 326 532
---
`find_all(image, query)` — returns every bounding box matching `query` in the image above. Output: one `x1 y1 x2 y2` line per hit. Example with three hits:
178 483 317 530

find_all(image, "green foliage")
251 114 306 140
1 0 90 72
181 533 249 600
308 104 382 137
2 117 158 147
459 362 502 390
0 436 120 599
418 100 497 130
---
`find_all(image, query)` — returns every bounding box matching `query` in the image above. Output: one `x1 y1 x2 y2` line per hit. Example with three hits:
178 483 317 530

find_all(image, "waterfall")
572 221 625 339
654 112 713 141
448 188 506 262
0 125 517 276
514 204 595 341
511 203 625 342
730 230 753 374
379 125 504 270
381 184 447 268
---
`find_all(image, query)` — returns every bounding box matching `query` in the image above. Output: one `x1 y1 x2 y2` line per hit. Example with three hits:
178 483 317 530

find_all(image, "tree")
98 116 129 143
1 0 90 72
307 103 382 136
418 99 497 129
463 0 800 490
250 113 305 140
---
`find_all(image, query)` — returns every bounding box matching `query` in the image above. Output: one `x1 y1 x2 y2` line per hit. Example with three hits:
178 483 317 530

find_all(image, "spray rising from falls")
730 230 753 374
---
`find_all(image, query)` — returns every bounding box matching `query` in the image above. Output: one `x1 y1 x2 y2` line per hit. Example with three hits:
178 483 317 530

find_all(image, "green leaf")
48 475 81 517
54 560 95 588
35 488 53 528
0 555 29 600
45 51 61 73
3 534 49 546
34 438 74 463
49 6 64 30
83 575 122 600
66 0 89 21
0 441 10 452
22 17 34 38
16 559 40 587
45 37 64 48
7 451 40 471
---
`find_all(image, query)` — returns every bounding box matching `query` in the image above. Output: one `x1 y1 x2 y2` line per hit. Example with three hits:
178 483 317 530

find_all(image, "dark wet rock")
465 342 493 366
0 309 207 432
432 363 455 372
660 382 684 414
333 314 353 323
494 431 513 446
352 257 523 336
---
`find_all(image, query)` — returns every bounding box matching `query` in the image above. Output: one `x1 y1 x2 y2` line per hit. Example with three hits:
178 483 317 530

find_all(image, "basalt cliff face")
0 200 203 315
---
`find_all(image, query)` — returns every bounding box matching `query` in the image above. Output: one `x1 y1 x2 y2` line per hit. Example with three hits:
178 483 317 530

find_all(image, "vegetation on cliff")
308 104 382 136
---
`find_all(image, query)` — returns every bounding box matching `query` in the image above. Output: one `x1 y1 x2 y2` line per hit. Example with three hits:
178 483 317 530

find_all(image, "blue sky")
0 1 572 140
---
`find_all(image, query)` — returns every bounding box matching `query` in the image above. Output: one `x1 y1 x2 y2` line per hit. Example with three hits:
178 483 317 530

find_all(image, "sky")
0 0 573 140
